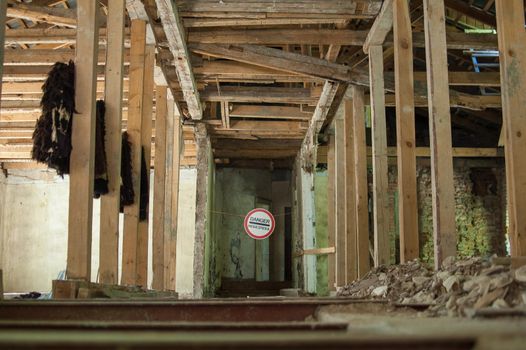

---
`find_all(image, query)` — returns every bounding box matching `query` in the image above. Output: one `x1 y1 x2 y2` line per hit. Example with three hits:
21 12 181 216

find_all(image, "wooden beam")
137 45 156 288
394 0 419 263
444 0 496 27
342 103 358 284
335 118 347 287
189 43 355 83
66 0 99 281
230 105 310 121
6 1 77 28
152 86 167 291
363 0 393 53
0 0 7 108
327 133 336 291
368 94 502 111
99 0 126 285
351 87 371 278
368 46 390 267
155 0 203 120
4 28 128 45
495 0 526 256
424 0 457 269
2 49 129 65
200 86 321 104
121 20 147 286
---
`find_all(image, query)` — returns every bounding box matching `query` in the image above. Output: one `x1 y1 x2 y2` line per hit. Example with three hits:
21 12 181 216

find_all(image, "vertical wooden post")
423 0 457 269
121 20 147 286
393 0 419 263
368 46 390 267
0 1 7 105
343 103 358 284
66 0 100 281
327 133 336 291
335 117 349 286
136 45 155 287
352 86 371 277
99 0 126 285
301 166 316 293
162 94 174 290
495 0 526 256
152 86 168 291
166 101 181 291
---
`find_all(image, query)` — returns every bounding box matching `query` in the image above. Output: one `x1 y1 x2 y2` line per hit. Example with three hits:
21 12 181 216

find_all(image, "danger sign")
244 208 275 240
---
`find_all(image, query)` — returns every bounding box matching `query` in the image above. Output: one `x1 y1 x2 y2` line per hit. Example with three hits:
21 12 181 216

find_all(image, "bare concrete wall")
0 168 197 295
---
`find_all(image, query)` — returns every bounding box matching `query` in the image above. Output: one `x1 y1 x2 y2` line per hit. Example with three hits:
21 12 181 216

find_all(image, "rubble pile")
337 256 526 317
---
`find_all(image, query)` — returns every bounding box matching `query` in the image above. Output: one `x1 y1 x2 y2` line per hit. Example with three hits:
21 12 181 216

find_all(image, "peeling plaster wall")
314 170 329 296
0 168 197 294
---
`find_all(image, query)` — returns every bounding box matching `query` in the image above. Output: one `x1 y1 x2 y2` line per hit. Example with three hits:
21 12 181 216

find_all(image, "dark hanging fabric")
31 61 76 177
93 100 109 198
139 146 149 221
120 132 134 212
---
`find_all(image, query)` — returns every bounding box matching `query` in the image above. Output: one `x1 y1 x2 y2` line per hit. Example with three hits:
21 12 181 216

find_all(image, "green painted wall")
314 170 329 296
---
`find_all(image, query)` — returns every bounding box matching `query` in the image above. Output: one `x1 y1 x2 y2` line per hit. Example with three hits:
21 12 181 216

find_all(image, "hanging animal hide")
120 132 134 211
139 146 149 221
31 61 75 176
93 100 109 198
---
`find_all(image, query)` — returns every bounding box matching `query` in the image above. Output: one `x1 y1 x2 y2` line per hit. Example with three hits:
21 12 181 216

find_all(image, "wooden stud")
335 117 347 286
343 101 358 284
121 20 147 286
66 0 100 281
393 0 419 262
301 163 317 293
0 0 7 106
368 46 390 267
136 44 155 288
99 0 126 286
495 0 526 256
152 86 168 291
423 0 457 269
352 86 371 277
327 133 336 291
363 0 393 53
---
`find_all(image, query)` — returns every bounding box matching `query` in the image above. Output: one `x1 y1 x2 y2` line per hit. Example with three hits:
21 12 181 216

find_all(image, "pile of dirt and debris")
337 256 526 317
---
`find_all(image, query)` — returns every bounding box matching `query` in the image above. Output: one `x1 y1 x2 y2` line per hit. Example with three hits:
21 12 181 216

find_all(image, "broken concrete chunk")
514 266 526 283
371 285 388 298
443 275 460 293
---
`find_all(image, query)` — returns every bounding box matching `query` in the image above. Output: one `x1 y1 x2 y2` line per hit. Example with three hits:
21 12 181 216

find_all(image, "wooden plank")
327 133 336 292
352 87 371 277
230 105 310 121
121 20 147 286
343 103 358 284
444 0 497 27
136 45 156 288
0 0 6 108
335 118 347 287
368 93 502 110
301 166 317 293
495 0 526 256
152 86 168 291
66 0 100 281
293 247 336 258
166 102 181 291
368 46 390 267
423 0 457 269
200 86 321 104
155 0 203 120
2 49 129 65
363 0 393 53
99 0 126 285
6 2 77 28
394 0 419 263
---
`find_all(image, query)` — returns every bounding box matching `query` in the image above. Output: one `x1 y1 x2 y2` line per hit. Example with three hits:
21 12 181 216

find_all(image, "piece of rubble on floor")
337 256 526 317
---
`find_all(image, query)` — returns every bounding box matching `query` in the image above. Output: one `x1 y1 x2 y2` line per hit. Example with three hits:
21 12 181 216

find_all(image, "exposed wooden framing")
0 0 6 107
230 105 310 121
495 0 526 256
190 43 354 83
121 20 147 286
363 0 393 53
301 164 317 293
4 28 127 45
152 86 168 291
136 44 156 288
220 102 231 129
193 123 210 297
327 133 336 291
368 93 502 110
155 0 203 120
5 1 77 28
201 86 321 104
394 0 419 263
66 0 100 281
2 49 129 65
342 103 358 284
99 0 126 285
335 117 347 287
166 101 181 291
411 71 501 87
368 46 390 267
423 0 457 269
351 87 371 278
183 17 350 28
444 0 496 27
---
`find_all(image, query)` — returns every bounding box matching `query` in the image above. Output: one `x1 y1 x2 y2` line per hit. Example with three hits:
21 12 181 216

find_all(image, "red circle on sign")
244 208 275 240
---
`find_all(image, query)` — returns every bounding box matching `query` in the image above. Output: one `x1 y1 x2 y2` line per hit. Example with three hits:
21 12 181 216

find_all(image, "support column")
423 0 456 269
0 1 7 105
495 0 526 256
152 86 168 291
352 86 371 277
327 133 336 291
136 45 155 287
393 0 419 262
368 46 390 267
99 0 126 285
335 117 350 286
301 165 316 293
66 0 100 280
121 20 147 286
